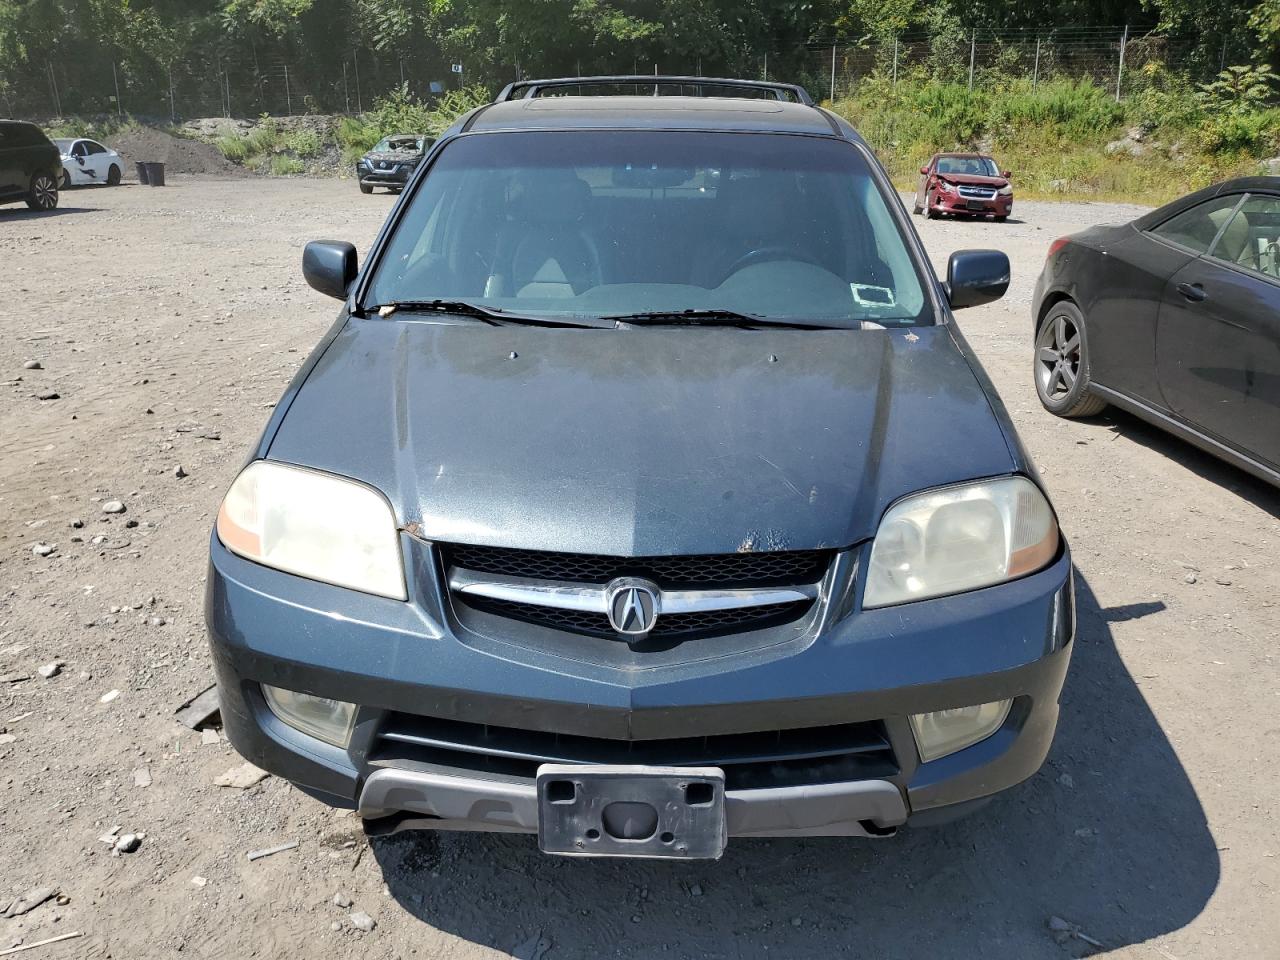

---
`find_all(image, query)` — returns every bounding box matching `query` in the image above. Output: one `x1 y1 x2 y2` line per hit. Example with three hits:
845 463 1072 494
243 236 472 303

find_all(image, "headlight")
937 180 954 193
262 685 356 746
863 476 1058 608
997 185 1013 196
216 461 406 599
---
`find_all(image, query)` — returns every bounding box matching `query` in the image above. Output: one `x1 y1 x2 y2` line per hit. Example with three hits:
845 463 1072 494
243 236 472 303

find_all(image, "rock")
349 911 375 932
133 767 153 788
99 689 120 703
125 519 139 529
0 733 16 745
38 662 61 679
147 616 166 627
688 882 702 896
3 886 57 918
197 431 221 441
333 892 353 908
1048 916 1072 933
1184 572 1197 584
23 359 43 370
114 833 142 854
36 390 59 401
191 876 208 888
791 917 802 927
201 727 221 745
329 921 342 932
102 500 126 514
214 761 269 789
174 465 188 479
1057 772 1074 788
70 519 83 529
32 542 56 557
1214 577 1232 586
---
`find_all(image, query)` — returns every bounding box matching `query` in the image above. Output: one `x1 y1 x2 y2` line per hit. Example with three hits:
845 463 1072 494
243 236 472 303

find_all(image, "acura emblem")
604 577 660 636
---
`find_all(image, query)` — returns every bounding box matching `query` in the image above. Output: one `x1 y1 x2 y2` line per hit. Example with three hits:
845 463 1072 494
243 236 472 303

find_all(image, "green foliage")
215 134 252 162
245 117 283 154
1197 64 1280 113
283 128 322 157
366 84 433 137
270 154 305 175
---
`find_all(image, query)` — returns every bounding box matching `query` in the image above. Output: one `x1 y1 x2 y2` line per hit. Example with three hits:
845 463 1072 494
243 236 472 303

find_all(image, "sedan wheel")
1034 302 1107 417
61 170 72 189
107 164 121 186
26 174 58 212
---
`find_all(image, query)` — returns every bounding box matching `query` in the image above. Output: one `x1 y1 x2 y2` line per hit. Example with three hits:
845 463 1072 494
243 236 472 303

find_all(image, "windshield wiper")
367 299 603 328
602 309 836 330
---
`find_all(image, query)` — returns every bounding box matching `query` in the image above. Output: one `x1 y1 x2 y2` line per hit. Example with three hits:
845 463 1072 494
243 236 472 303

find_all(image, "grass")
269 155 305 175
830 71 1280 205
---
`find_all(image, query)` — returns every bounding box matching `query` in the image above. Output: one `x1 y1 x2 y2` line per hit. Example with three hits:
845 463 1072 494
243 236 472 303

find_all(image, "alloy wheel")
1035 312 1082 400
31 175 58 211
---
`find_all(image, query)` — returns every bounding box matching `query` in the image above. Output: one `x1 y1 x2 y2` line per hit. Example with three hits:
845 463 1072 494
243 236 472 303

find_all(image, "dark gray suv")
205 77 1073 859
0 120 60 211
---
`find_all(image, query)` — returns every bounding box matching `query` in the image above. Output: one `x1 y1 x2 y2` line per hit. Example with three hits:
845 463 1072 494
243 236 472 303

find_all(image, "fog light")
262 684 356 747
909 700 1011 762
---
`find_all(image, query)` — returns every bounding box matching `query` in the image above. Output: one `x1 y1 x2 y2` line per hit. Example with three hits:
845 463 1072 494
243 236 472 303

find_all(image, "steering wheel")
716 246 825 286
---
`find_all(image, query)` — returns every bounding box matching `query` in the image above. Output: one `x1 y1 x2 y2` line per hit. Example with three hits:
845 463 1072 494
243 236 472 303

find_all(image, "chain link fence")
806 27 1239 104
0 27 1243 123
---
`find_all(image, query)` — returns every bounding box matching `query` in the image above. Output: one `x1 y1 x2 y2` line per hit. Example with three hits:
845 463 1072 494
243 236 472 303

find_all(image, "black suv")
356 133 431 194
0 120 60 211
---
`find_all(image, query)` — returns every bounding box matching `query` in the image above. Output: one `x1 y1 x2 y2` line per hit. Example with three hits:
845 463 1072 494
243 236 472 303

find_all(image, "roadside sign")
451 63 463 74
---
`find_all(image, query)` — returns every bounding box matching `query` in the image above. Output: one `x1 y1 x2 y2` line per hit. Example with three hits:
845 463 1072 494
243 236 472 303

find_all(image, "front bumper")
205 533 1074 837
357 164 412 187
933 191 1012 216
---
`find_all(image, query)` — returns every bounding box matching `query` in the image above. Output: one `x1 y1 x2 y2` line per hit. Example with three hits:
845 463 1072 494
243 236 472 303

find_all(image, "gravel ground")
1 178 1278 960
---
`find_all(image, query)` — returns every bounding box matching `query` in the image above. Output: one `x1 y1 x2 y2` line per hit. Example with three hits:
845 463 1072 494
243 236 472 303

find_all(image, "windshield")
367 131 931 327
374 136 424 153
936 156 999 177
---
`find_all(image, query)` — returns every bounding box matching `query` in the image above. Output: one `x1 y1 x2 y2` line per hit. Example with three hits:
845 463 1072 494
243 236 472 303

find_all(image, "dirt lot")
2 178 1278 960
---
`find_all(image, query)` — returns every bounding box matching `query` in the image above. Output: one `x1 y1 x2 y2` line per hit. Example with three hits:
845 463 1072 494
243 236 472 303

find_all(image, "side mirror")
919 166 929 175
76 156 85 165
1002 169 1012 179
946 249 1010 310
303 240 358 300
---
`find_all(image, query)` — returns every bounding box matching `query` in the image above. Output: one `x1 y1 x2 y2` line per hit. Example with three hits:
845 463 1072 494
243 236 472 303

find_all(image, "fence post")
343 62 350 113
830 44 836 102
1115 24 1128 103
892 38 899 88
1033 38 1040 88
47 61 62 117
968 31 976 91
353 53 362 113
168 64 175 122
112 61 123 121
763 52 768 81
284 63 291 115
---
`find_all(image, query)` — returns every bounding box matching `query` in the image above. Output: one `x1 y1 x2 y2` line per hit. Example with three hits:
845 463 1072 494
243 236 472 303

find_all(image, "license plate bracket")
536 764 726 859
966 199 987 210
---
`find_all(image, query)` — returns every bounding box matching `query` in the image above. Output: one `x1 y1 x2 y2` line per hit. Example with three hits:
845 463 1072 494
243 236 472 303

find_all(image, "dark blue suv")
205 77 1072 859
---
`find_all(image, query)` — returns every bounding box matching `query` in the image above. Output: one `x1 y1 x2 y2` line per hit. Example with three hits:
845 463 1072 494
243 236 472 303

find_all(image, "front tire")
26 173 58 211
61 170 72 189
1034 300 1107 417
106 164 121 186
912 192 923 215
359 183 373 194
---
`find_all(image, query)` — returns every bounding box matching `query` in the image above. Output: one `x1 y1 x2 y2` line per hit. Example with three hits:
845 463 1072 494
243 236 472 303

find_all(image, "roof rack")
495 75 814 106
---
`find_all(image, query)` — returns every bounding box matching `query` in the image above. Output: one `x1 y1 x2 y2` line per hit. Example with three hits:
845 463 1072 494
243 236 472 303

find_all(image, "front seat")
485 174 602 298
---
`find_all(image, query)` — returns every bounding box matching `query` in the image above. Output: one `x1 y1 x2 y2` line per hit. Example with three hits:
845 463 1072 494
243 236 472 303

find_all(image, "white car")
53 138 123 187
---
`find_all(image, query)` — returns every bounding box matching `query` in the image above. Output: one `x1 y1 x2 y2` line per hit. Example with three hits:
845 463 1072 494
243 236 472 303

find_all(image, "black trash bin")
135 161 150 185
144 162 166 187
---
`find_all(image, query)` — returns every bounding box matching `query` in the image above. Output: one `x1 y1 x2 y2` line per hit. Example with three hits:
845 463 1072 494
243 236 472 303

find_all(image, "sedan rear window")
367 131 931 327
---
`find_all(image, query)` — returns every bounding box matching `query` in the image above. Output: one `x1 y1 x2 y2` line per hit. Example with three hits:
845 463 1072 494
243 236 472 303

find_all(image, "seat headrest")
512 174 591 225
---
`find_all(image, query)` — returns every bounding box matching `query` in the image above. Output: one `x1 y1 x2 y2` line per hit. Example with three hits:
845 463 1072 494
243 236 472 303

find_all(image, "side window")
71 142 87 157
1210 195 1280 281
1150 194 1244 253
87 142 106 155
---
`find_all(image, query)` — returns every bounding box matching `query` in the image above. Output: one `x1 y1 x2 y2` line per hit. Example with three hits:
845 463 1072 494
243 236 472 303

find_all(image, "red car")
913 153 1013 221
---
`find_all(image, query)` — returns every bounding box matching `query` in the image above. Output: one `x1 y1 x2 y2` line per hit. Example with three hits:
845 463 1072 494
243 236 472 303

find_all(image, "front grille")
958 185 996 199
444 544 830 588
374 712 898 791
464 595 811 640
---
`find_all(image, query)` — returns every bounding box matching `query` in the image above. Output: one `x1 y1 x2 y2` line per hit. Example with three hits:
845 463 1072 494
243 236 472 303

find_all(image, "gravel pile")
108 126 250 180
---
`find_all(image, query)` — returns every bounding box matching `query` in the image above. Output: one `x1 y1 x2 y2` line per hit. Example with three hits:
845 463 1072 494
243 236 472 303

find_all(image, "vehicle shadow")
371 575 1218 959
1098 408 1280 519
0 205 103 220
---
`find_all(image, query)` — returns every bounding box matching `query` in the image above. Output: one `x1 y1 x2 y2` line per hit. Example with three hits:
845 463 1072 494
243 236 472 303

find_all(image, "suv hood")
362 151 422 164
267 318 1014 556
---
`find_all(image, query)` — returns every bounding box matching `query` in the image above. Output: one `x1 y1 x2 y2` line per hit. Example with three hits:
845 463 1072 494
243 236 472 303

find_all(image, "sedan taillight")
1047 237 1070 259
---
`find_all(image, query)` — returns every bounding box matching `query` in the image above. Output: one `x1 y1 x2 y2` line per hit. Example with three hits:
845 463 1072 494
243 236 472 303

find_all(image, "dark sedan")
356 133 431 194
1032 176 1280 486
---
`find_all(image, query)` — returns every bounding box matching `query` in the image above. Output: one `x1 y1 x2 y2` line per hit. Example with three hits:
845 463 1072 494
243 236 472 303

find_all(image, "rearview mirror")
303 240 358 300
919 166 929 175
946 249 1010 310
